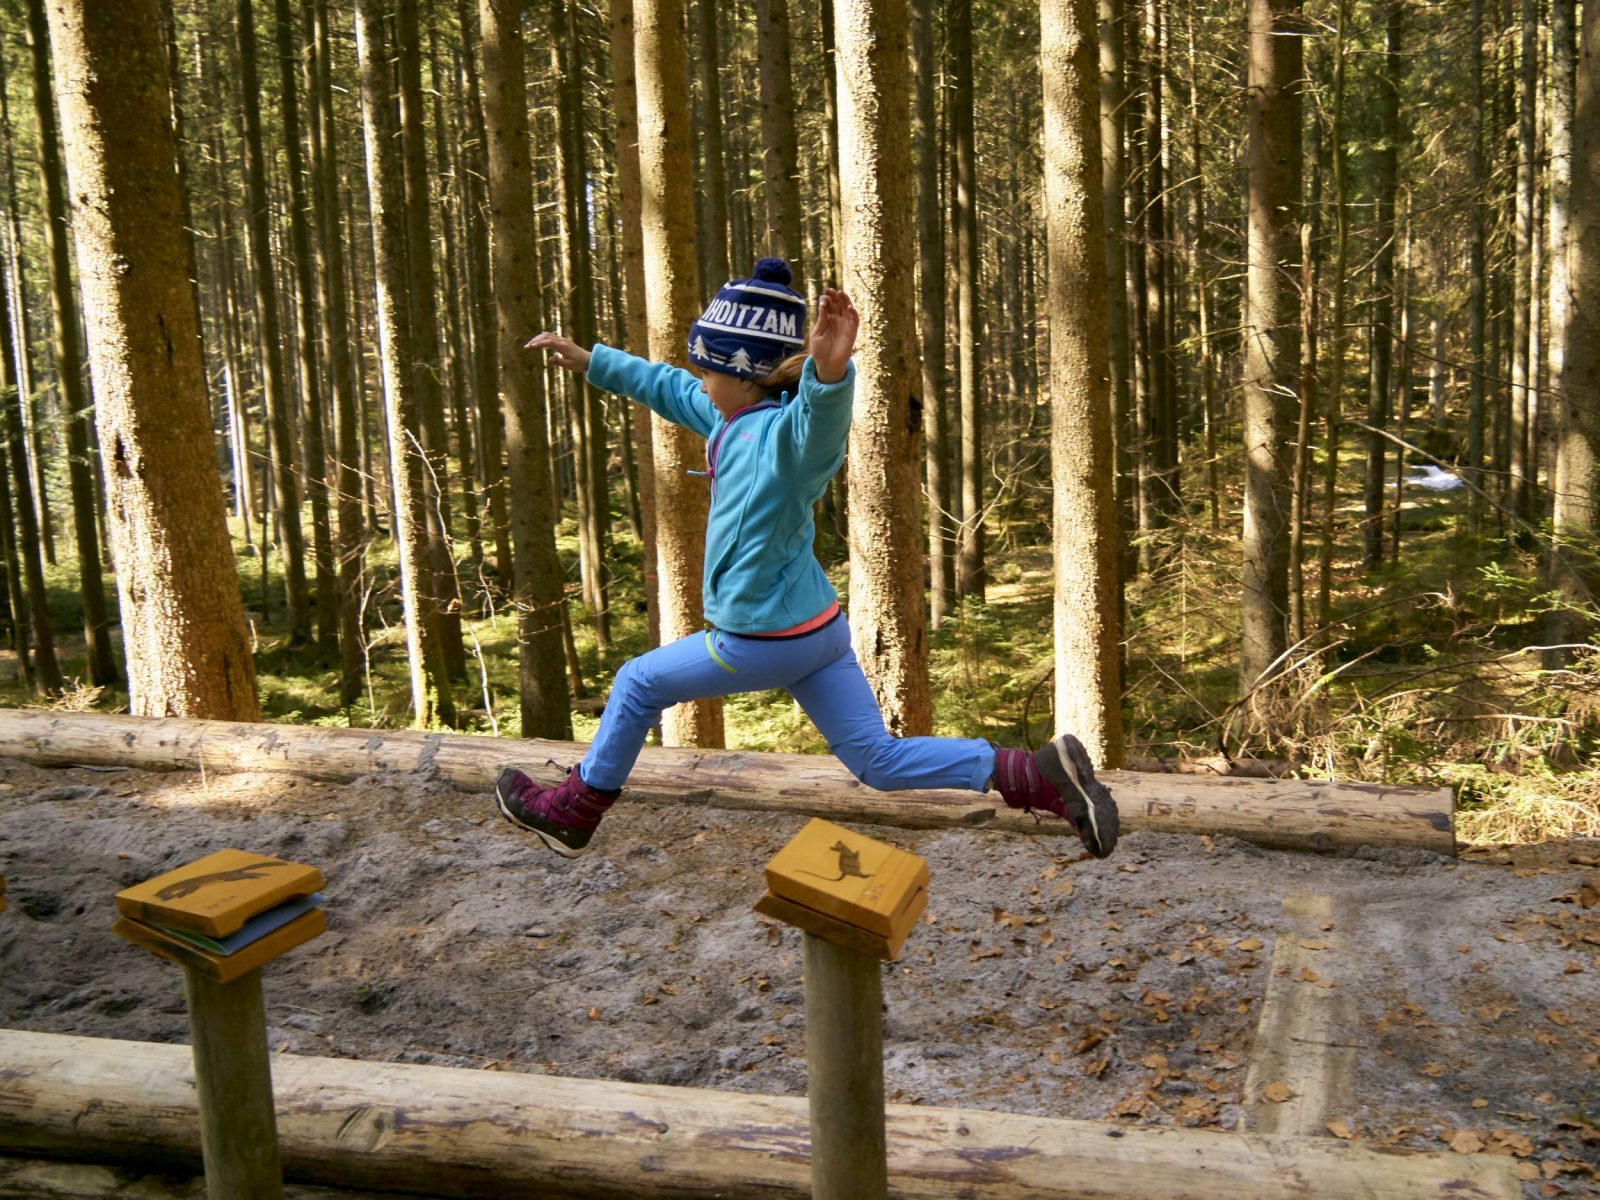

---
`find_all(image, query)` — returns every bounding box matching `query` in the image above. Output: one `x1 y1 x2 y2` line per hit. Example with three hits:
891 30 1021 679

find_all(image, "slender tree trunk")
1239 0 1302 691
1125 3 1159 570
396 0 466 680
1468 0 1487 530
1509 0 1538 522
1044 0 1122 765
1316 0 1350 630
836 0 931 736
636 0 723 747
456 0 513 587
951 0 984 600
25 0 116 684
309 0 364 706
1142 0 1177 523
911 0 953 630
0 440 32 691
46 0 259 719
1548 0 1576 472
1289 124 1320 647
819 0 845 281
1184 8 1218 533
273 0 336 657
0 256 61 693
353 0 456 729
553 0 610 654
1391 188 1413 558
757 0 803 269
1360 0 1401 569
611 0 659 650
479 0 572 737
695 0 731 288
1101 0 1135 567
236 0 309 643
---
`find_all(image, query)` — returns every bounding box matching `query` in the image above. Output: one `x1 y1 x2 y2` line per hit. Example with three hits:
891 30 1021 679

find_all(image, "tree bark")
45 0 259 720
695 0 731 289
1239 0 1302 692
836 0 932 736
236 0 309 643
911 0 953 630
353 0 456 729
1044 0 1122 765
611 0 659 650
1315 0 1350 628
950 0 984 600
24 0 116 685
636 0 724 748
757 0 803 269
479 0 573 738
1361 0 1401 569
1467 0 1487 529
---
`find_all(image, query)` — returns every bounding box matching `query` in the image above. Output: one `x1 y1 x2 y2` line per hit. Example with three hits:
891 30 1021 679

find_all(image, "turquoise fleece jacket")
587 343 855 634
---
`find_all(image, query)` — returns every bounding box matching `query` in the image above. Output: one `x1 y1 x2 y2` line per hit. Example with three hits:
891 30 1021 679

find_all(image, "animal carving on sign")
795 841 873 884
154 861 293 901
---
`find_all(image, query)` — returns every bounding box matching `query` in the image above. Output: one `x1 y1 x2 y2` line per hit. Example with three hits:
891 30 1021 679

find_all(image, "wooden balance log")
111 849 327 1200
0 709 1457 853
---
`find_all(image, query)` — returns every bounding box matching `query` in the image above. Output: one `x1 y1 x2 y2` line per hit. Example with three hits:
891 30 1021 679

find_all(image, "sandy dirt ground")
1 753 1597 1197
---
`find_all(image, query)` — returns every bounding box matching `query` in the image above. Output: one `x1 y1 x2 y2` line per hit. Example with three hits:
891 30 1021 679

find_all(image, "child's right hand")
524 332 591 373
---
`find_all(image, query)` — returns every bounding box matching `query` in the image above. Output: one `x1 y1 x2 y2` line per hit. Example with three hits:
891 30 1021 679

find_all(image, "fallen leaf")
1472 1098 1488 1109
1084 1056 1109 1077
1262 1081 1296 1104
1517 1162 1541 1182
1074 1030 1105 1055
1236 937 1264 952
1051 880 1075 896
1296 967 1335 989
1547 1009 1573 1026
1564 960 1585 974
1450 1130 1485 1154
587 1006 600 1020
1421 1062 1446 1077
1326 1119 1353 1139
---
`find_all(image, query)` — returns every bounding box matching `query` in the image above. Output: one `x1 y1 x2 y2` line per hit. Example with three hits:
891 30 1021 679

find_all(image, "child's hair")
757 349 809 396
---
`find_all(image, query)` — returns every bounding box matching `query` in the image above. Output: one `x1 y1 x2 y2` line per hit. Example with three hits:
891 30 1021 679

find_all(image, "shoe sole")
494 774 590 859
1036 734 1118 858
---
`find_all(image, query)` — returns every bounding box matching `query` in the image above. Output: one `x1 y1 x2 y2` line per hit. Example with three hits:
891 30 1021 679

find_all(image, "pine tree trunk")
1360 1 1400 569
236 0 309 643
1044 0 1122 765
694 0 731 288
1100 0 1135 561
1548 0 1576 452
456 0 513 587
836 0 931 737
819 0 845 281
1509 0 1538 522
951 0 984 600
353 0 456 729
1314 0 1349 627
309 0 365 706
611 0 660 650
273 0 337 657
396 0 466 681
1239 0 1302 692
25 0 117 685
1124 4 1159 571
553 0 611 654
1468 0 1487 529
0 256 61 693
1142 0 1177 525
1289 126 1320 647
479 0 572 738
45 0 259 719
636 0 724 748
911 0 953 630
1183 8 1218 533
1548 0 1600 657
757 0 803 269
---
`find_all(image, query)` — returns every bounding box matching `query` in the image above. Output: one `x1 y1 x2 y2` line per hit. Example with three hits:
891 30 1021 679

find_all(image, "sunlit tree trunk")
951 0 984 600
1044 0 1122 765
636 0 724 748
1240 0 1302 690
46 0 259 719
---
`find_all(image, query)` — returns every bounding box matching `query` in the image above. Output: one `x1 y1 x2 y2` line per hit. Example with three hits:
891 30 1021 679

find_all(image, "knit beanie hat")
687 257 807 380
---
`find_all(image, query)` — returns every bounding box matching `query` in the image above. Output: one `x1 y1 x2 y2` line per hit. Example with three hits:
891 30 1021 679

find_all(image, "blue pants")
579 615 996 794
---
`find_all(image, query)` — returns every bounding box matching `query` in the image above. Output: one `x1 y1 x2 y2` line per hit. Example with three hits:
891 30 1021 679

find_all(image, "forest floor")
2 753 1598 1196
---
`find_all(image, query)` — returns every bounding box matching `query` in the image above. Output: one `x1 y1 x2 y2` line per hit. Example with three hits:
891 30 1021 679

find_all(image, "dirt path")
1 756 1596 1196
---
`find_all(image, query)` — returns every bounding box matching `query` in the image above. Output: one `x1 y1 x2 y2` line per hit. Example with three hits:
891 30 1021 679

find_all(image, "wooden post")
758 819 927 1200
111 850 326 1200
802 932 887 1200
181 967 285 1200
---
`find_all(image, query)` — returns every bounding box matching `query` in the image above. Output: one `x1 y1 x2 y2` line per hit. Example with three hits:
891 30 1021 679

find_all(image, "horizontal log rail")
0 1030 1516 1200
0 709 1456 854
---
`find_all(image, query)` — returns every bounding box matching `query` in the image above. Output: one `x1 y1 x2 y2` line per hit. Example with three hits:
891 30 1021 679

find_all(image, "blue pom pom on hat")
687 257 807 380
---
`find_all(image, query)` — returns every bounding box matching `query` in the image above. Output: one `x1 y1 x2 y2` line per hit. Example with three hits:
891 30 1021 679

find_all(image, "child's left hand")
810 288 858 384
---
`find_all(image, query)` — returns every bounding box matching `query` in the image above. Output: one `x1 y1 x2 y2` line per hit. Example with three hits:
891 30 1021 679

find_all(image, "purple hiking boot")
494 763 619 858
992 735 1119 858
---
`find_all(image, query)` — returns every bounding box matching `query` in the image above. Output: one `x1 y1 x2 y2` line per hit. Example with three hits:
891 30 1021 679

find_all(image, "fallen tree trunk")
0 709 1455 854
0 1030 1516 1200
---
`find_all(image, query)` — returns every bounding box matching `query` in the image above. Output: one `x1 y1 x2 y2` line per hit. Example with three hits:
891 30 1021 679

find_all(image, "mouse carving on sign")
795 841 873 883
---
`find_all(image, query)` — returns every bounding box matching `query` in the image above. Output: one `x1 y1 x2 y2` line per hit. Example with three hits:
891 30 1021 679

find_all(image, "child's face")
699 368 760 420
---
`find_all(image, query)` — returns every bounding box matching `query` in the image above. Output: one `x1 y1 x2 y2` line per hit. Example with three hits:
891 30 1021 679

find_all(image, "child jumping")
495 258 1119 860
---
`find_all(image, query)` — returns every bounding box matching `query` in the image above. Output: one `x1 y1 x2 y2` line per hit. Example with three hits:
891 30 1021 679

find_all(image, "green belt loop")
705 630 737 674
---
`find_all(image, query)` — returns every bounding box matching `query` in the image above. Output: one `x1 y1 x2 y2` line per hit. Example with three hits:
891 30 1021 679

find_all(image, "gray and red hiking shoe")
992 735 1119 858
494 763 618 858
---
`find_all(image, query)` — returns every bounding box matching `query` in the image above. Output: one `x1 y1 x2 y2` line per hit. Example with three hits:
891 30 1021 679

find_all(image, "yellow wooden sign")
115 849 324 937
760 818 928 959
114 909 327 984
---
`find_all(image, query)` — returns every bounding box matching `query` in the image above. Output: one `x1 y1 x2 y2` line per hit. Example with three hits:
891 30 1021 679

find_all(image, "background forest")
1 0 1597 846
